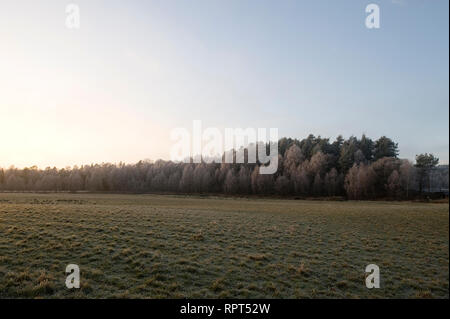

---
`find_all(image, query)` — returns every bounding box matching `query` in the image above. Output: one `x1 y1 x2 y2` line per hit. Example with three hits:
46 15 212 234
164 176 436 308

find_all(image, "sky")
0 0 448 168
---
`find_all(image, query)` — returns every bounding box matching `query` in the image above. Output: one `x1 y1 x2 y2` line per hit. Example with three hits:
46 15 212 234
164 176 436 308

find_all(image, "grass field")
0 193 448 299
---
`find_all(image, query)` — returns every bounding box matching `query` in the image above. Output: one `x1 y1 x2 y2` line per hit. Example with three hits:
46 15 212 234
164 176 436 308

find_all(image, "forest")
0 134 448 200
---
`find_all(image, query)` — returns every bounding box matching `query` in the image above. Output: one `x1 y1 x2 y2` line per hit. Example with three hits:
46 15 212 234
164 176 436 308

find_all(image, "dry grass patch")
0 193 448 298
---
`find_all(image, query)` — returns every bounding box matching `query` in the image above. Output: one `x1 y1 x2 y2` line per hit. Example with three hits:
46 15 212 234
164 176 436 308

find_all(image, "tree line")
0 135 448 199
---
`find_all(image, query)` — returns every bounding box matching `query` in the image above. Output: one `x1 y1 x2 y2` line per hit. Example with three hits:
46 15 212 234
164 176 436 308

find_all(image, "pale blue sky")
0 0 448 168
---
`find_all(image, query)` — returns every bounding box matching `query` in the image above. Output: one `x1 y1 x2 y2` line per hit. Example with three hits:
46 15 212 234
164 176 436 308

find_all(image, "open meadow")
0 193 448 298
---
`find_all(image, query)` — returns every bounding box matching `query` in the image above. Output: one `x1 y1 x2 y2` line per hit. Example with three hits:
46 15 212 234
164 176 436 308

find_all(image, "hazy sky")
0 0 448 168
